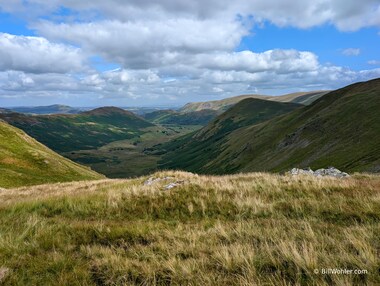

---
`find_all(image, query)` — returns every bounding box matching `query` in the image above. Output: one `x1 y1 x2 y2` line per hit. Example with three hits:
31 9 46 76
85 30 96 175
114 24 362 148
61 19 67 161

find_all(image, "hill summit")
82 106 136 116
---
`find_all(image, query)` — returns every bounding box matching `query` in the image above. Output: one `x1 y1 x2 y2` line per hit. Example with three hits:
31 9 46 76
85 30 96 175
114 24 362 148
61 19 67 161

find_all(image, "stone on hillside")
288 167 349 178
314 167 349 178
144 176 174 186
164 183 179 190
289 167 314 175
163 180 185 190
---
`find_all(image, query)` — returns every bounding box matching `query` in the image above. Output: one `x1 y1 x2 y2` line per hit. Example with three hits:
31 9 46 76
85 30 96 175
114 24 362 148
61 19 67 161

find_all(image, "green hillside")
143 109 219 125
0 121 103 188
0 107 153 153
180 91 327 113
159 98 301 172
160 78 380 174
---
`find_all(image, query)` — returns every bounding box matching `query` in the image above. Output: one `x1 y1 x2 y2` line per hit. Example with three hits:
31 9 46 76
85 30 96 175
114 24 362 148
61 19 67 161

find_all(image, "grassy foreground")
0 171 379 285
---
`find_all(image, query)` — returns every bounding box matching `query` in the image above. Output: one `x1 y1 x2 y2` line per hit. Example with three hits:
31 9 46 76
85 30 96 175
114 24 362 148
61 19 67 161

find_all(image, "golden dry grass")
0 171 379 285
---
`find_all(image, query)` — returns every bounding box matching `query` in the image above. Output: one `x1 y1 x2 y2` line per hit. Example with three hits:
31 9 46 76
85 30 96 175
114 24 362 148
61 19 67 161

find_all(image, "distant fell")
180 91 328 113
81 106 136 117
9 104 83 115
0 107 153 153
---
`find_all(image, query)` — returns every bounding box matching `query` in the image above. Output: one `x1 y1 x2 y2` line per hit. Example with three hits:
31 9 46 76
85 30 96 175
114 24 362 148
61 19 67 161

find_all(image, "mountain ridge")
180 90 328 113
9 104 83 115
160 79 380 173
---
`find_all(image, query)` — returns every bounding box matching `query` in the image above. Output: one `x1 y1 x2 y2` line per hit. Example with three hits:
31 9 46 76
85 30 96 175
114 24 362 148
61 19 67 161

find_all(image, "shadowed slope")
159 98 301 172
162 78 380 174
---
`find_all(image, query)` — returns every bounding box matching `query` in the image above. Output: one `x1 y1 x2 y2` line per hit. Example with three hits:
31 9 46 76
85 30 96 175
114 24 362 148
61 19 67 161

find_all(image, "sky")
0 1 379 107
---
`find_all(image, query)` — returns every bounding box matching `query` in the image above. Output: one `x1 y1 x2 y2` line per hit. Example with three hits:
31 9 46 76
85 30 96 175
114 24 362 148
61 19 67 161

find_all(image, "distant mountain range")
0 120 102 188
142 91 327 126
159 79 380 173
0 82 378 181
0 108 12 114
8 104 84 115
179 91 328 113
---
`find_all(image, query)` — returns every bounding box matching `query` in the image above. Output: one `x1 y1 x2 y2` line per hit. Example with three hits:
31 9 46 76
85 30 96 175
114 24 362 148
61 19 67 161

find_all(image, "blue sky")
241 24 380 71
0 1 379 107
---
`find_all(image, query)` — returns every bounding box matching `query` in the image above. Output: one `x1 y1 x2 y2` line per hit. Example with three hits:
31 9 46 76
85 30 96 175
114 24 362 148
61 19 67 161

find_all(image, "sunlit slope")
180 91 327 113
0 121 103 188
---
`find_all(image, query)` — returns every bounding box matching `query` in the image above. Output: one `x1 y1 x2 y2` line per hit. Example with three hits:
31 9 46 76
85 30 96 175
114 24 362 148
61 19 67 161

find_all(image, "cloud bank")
0 0 379 105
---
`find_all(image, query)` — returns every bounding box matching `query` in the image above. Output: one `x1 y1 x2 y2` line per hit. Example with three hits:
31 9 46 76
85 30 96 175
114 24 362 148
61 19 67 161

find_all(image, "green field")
64 125 201 178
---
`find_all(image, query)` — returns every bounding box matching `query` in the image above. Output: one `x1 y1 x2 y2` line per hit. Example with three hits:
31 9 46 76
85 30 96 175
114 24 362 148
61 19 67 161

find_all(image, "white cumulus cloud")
0 33 87 73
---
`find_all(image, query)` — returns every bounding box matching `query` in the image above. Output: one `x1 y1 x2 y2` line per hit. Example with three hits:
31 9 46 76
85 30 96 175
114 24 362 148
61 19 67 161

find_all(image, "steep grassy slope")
143 109 219 125
0 107 153 152
161 79 380 174
159 98 302 172
180 91 327 113
0 171 379 285
0 121 103 188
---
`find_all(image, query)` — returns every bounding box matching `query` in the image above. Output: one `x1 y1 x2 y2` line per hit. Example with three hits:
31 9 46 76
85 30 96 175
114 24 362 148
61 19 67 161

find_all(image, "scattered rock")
164 183 180 190
0 267 10 283
143 177 185 190
0 187 6 192
289 167 314 176
288 167 349 178
163 180 185 190
314 167 349 178
143 176 174 186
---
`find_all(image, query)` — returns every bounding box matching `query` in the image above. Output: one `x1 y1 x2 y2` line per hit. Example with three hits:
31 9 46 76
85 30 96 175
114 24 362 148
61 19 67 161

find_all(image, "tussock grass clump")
0 171 379 285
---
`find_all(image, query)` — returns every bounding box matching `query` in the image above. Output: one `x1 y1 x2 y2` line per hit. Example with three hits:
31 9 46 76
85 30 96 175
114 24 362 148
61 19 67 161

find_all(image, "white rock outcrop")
288 167 349 178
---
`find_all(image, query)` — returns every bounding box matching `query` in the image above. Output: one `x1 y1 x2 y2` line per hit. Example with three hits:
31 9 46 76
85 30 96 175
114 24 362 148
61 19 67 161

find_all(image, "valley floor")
0 172 379 285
